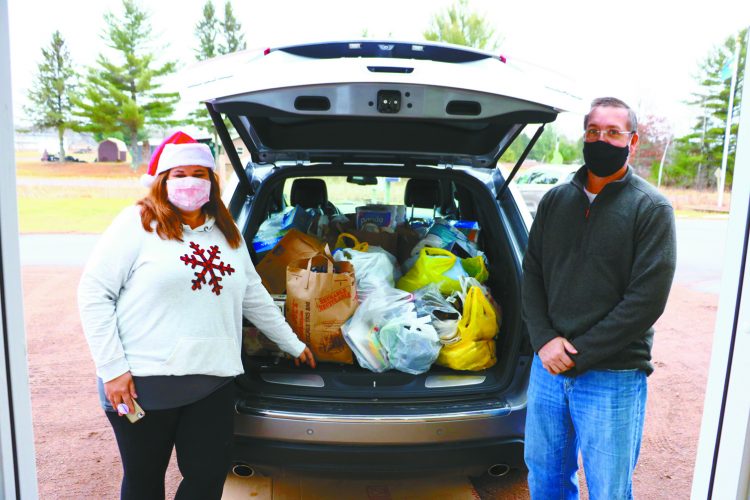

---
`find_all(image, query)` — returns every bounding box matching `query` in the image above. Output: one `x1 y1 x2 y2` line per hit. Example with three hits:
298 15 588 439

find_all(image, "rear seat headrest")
290 178 328 209
404 178 440 208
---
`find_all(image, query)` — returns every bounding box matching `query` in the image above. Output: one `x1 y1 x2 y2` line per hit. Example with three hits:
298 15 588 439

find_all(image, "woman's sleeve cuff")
97 357 130 383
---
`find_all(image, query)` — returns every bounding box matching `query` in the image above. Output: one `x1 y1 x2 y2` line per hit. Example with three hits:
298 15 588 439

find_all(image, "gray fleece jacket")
522 166 676 375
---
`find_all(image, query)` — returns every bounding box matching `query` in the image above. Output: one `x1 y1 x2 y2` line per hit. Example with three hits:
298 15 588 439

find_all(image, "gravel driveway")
22 264 716 499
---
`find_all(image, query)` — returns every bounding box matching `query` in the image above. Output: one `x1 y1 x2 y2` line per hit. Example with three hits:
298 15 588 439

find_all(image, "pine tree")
670 28 746 188
189 0 247 180
190 0 221 135
26 31 78 162
195 0 219 60
219 2 246 55
73 0 179 168
423 0 500 50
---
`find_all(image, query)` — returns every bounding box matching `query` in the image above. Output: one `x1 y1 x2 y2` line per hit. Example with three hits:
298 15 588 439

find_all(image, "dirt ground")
22 266 716 499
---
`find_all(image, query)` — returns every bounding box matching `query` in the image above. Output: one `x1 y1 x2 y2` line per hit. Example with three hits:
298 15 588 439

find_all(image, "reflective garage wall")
0 0 39 496
692 44 750 500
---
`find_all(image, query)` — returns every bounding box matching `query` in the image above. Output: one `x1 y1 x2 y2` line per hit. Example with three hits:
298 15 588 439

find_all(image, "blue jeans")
525 355 647 500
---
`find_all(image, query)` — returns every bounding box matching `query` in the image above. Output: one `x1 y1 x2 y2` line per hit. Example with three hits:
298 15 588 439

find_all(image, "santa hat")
140 131 215 187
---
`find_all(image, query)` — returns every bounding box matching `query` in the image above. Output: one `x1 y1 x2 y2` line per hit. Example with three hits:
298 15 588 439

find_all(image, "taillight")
263 47 271 56
498 55 507 63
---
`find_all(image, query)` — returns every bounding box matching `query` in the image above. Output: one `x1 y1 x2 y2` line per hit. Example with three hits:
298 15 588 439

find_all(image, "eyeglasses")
584 128 634 143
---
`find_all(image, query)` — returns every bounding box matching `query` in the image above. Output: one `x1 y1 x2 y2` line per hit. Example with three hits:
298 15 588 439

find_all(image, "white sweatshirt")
78 205 305 383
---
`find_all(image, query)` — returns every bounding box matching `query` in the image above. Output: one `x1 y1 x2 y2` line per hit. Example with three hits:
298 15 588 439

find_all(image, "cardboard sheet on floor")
221 474 272 499
296 475 479 500
221 472 479 499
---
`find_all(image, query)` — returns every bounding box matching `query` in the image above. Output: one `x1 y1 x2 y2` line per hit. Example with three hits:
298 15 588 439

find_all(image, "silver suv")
182 40 580 475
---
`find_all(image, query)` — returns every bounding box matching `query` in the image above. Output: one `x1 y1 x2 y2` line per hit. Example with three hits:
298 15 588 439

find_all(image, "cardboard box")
327 218 399 258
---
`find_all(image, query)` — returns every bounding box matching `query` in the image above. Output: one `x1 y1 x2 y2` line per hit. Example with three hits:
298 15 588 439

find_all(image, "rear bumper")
234 399 525 445
231 399 527 471
231 436 526 473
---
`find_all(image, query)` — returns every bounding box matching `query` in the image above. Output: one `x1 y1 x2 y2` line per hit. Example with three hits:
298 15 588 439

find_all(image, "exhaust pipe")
232 463 255 478
487 464 511 477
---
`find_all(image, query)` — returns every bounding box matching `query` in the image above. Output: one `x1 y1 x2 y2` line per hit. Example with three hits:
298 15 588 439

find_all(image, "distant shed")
98 138 128 162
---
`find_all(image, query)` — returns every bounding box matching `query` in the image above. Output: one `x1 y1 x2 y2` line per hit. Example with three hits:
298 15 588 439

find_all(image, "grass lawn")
17 197 136 233
13 156 732 232
15 160 146 179
13 158 145 233
674 209 730 220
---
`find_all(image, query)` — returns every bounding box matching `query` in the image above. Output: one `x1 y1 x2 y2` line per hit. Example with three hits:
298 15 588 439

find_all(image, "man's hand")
538 337 578 375
294 346 317 369
104 371 137 416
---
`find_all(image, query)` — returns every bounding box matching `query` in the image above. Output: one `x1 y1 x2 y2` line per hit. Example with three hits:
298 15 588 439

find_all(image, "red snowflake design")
179 242 235 296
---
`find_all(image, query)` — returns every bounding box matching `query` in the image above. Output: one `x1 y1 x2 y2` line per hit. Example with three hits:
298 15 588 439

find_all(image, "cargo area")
236 164 528 400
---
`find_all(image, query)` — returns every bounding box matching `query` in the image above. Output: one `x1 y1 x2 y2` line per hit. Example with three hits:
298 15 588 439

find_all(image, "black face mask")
583 140 630 177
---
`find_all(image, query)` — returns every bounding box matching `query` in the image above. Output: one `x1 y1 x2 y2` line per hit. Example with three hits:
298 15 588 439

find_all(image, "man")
522 97 676 499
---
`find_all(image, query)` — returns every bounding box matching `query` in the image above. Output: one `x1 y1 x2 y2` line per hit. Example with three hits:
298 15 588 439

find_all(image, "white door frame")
0 0 39 497
691 40 750 500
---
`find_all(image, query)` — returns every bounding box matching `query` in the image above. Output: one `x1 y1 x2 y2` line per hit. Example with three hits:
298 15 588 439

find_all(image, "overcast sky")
7 0 750 139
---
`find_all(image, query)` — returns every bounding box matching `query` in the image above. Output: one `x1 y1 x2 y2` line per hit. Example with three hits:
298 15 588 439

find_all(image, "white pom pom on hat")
140 131 215 187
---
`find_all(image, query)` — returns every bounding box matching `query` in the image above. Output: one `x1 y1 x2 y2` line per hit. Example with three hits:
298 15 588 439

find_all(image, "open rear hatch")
178 41 580 400
180 40 582 174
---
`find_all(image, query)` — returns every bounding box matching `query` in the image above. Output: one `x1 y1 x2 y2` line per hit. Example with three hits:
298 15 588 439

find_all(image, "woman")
78 131 315 500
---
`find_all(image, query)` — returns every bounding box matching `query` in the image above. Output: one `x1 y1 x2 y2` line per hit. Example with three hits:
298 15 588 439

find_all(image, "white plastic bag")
379 316 441 375
413 283 462 345
341 287 415 372
333 246 401 302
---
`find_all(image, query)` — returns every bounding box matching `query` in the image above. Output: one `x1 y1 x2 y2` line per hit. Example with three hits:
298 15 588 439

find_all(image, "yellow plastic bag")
436 286 498 371
334 232 369 252
397 248 464 295
461 255 489 283
397 248 489 295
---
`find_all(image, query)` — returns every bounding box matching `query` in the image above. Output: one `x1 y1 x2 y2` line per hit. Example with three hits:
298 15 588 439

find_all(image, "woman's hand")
294 347 317 369
104 371 138 416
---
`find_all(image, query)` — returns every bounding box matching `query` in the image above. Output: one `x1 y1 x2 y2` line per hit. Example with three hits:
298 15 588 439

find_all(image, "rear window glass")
280 176 437 219
249 174 483 258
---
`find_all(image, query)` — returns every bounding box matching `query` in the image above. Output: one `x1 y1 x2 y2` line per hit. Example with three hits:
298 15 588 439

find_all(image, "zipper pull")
585 207 590 219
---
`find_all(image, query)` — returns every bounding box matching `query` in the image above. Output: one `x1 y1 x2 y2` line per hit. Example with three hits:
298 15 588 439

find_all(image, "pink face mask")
166 177 211 211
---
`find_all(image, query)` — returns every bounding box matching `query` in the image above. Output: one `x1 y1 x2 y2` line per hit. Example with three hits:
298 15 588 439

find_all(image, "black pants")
106 382 234 500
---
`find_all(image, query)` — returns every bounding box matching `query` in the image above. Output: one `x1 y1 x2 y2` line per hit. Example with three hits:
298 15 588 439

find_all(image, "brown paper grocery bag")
286 254 357 364
256 229 327 294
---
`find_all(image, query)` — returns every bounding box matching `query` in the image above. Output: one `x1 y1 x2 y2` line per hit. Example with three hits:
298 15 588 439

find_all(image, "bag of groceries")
413 283 462 345
397 247 468 295
379 316 441 375
286 253 357 364
256 229 328 294
436 286 498 371
341 286 415 372
333 245 401 303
